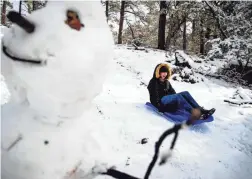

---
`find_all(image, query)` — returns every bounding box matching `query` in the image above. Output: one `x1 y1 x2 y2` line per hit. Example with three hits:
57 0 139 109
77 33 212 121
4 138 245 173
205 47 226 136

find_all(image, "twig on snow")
103 168 140 179
65 160 82 178
224 100 252 106
7 134 23 151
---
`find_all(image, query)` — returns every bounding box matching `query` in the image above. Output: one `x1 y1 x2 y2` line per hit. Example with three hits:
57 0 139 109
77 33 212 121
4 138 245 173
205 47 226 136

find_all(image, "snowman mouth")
2 45 43 65
2 11 43 65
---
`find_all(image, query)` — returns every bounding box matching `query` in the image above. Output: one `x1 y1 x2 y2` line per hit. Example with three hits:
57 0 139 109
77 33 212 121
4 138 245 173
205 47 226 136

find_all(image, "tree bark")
27 0 32 14
205 27 211 39
126 20 135 39
118 1 125 44
199 17 204 54
33 0 39 11
1 1 6 25
157 1 167 50
19 0 22 15
105 0 109 21
165 31 172 51
182 17 187 51
165 13 174 51
191 19 195 41
173 34 177 47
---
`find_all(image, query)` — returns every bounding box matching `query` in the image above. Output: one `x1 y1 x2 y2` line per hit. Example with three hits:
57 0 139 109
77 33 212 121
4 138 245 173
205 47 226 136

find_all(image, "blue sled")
145 102 214 125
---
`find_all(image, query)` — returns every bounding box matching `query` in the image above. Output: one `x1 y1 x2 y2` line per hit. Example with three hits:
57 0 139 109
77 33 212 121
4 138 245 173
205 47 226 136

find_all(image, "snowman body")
1 1 114 179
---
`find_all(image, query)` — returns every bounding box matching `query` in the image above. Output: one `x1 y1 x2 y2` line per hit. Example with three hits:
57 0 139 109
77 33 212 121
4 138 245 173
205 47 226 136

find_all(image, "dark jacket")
147 63 176 111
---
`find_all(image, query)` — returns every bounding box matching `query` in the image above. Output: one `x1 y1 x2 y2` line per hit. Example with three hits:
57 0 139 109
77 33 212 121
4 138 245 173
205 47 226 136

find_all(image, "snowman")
1 1 114 179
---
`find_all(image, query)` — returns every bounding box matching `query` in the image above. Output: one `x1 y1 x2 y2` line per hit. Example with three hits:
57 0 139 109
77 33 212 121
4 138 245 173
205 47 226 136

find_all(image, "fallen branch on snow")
132 43 145 51
6 134 23 151
224 100 252 106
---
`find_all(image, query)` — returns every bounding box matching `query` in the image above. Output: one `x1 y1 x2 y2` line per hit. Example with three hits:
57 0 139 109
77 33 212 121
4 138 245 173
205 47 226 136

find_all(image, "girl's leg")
179 91 216 118
179 91 200 108
161 94 193 113
161 94 178 105
160 94 180 112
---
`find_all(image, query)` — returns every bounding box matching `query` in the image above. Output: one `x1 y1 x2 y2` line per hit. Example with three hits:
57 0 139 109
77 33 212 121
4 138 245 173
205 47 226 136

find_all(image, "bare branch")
203 0 228 39
224 100 252 105
22 3 28 9
124 10 147 26
125 18 135 39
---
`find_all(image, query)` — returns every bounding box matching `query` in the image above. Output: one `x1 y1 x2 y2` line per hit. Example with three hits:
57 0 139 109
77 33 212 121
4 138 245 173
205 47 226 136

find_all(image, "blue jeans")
161 91 200 113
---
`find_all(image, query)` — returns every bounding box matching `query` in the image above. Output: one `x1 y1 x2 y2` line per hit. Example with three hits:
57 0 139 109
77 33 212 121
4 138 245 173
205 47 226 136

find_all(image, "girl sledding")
147 63 216 122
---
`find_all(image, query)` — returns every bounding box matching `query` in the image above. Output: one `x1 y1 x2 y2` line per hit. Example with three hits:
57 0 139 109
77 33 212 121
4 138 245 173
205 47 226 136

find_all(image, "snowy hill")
1 31 252 179
1 42 252 178
90 46 252 179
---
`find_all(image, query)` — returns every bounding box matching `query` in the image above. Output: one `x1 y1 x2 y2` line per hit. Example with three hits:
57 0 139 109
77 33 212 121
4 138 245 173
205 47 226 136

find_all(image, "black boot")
200 107 216 119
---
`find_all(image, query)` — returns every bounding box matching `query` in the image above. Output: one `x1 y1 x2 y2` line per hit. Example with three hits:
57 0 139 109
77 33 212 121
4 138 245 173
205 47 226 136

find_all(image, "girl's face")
160 72 167 80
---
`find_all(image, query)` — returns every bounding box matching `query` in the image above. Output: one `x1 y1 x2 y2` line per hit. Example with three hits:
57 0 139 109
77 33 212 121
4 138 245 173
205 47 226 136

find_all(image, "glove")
157 103 165 113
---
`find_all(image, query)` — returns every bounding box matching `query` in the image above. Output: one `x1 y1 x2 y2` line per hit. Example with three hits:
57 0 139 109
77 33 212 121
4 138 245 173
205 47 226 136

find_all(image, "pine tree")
157 1 168 50
118 1 125 44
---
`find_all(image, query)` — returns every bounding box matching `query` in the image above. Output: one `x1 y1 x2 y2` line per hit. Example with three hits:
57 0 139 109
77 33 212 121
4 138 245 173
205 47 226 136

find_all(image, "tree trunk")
165 31 172 51
27 0 32 14
191 19 195 41
165 13 174 51
157 1 167 50
33 0 39 11
205 27 211 39
19 0 22 15
182 17 187 51
173 35 177 47
126 21 135 39
199 17 204 54
105 0 109 21
1 1 6 25
118 1 125 44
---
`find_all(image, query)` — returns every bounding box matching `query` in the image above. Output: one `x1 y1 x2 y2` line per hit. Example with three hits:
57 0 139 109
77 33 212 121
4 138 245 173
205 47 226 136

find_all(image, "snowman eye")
65 10 84 31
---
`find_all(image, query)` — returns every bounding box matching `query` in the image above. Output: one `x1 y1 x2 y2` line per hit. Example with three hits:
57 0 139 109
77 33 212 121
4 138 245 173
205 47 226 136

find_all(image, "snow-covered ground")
1 43 252 178
1 44 252 179
91 46 252 179
1 15 252 179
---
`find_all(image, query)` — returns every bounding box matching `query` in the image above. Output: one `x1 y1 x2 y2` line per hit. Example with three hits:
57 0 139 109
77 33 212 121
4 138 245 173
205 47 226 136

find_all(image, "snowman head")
1 1 114 118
